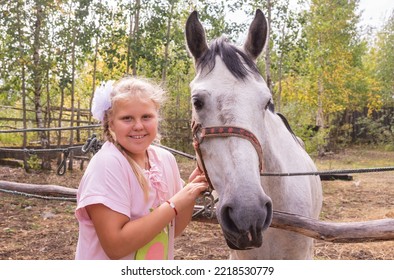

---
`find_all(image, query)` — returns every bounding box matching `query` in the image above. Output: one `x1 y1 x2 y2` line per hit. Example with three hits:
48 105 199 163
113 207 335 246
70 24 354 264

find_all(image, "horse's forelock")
196 37 260 80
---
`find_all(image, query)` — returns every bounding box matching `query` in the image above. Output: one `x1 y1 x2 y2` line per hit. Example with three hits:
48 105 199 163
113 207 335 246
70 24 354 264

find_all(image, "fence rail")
0 124 100 134
1 180 393 243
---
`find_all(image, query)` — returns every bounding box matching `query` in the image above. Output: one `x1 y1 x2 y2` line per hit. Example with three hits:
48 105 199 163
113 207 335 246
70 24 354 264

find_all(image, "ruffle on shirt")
143 161 169 205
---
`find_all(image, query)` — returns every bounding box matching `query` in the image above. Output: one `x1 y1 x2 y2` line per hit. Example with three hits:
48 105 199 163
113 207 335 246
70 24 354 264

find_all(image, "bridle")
192 120 264 191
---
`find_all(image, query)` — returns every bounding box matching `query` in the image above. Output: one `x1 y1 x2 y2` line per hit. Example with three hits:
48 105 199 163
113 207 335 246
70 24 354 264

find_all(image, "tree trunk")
57 86 65 148
68 26 77 171
126 4 133 75
57 79 65 169
316 75 325 128
276 17 288 113
44 27 55 144
89 34 99 127
45 41 52 144
16 0 29 171
161 0 175 83
76 100 81 142
264 0 273 95
32 0 50 169
131 0 140 76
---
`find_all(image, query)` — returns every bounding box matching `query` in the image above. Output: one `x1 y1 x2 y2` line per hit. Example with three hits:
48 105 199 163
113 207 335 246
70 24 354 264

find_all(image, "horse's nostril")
262 200 273 231
222 206 238 232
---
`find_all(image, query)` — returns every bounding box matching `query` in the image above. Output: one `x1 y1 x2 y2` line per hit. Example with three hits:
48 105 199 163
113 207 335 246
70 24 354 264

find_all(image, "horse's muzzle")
217 195 273 250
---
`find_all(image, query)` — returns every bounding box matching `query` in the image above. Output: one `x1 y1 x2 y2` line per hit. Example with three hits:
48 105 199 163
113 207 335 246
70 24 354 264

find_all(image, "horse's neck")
262 111 306 172
261 111 321 214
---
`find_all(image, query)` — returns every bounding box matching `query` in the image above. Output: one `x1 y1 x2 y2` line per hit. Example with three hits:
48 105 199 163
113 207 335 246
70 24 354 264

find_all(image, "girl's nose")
133 119 144 130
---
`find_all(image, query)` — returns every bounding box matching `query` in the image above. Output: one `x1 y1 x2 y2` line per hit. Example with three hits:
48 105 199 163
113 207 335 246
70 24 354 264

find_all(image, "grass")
314 146 394 170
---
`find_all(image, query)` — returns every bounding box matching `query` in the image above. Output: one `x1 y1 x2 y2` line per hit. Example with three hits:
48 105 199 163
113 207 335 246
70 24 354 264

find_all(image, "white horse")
185 10 323 259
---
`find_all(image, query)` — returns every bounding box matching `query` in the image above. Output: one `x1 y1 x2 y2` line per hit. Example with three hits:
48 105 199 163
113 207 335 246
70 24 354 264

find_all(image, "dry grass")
0 147 393 260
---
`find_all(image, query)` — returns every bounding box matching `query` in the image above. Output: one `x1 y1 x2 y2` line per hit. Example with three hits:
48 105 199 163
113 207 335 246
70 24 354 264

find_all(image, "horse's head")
186 10 273 250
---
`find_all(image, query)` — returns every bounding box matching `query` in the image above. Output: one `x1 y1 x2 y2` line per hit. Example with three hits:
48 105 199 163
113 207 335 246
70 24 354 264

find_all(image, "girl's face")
109 96 158 160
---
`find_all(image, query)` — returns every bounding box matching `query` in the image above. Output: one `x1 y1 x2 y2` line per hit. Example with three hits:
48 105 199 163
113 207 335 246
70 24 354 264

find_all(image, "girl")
75 77 208 260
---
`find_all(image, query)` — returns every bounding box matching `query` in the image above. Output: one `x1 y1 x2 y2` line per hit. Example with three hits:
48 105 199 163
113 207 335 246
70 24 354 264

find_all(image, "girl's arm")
86 201 176 259
86 172 207 260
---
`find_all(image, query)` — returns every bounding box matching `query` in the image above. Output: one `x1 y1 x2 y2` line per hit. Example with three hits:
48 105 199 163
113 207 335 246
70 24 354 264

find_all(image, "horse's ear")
185 11 209 61
243 9 268 61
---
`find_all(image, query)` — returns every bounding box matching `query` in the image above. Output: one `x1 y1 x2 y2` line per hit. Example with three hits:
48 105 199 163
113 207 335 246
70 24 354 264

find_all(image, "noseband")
192 120 264 191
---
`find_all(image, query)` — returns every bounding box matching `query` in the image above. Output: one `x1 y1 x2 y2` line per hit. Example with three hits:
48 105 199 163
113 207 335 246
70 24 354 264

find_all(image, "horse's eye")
192 97 204 111
265 100 270 110
265 99 274 111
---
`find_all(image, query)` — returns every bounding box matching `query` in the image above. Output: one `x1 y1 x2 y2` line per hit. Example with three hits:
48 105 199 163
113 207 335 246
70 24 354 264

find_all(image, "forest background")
0 0 393 170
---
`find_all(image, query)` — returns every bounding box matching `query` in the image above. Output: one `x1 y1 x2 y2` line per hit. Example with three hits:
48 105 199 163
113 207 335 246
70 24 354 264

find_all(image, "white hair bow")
91 80 115 121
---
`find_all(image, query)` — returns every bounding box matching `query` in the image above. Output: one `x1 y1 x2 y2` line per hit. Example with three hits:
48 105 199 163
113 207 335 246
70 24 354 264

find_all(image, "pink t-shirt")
75 141 183 260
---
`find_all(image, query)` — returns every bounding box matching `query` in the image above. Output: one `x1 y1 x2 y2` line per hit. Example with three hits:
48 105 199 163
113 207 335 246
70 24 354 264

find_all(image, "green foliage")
355 114 394 147
25 154 41 171
280 99 326 155
0 0 393 157
373 10 394 105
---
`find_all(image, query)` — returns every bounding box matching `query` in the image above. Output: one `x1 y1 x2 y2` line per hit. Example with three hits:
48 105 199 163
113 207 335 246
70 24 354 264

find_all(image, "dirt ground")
0 147 393 260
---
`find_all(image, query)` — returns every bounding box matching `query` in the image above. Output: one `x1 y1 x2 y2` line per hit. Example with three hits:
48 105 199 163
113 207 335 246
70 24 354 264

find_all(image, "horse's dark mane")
276 112 305 148
196 37 260 80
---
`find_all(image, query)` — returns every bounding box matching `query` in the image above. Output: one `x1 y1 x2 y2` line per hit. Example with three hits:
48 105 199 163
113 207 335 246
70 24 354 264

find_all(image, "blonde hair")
102 77 166 201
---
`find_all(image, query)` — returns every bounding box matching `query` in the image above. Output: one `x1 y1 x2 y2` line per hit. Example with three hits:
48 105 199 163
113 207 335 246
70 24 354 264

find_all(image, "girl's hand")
170 168 209 237
188 167 204 183
170 168 208 212
187 167 209 198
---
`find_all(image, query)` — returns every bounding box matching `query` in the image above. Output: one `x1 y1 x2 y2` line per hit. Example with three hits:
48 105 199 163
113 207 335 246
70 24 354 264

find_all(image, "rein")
192 120 264 191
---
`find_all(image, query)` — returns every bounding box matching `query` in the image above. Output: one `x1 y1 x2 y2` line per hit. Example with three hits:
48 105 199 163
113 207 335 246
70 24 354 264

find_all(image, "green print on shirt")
135 207 169 260
134 226 169 260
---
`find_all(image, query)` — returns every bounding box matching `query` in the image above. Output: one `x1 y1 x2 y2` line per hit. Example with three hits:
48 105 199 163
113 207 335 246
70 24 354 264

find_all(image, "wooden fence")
1 106 393 167
1 180 394 243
